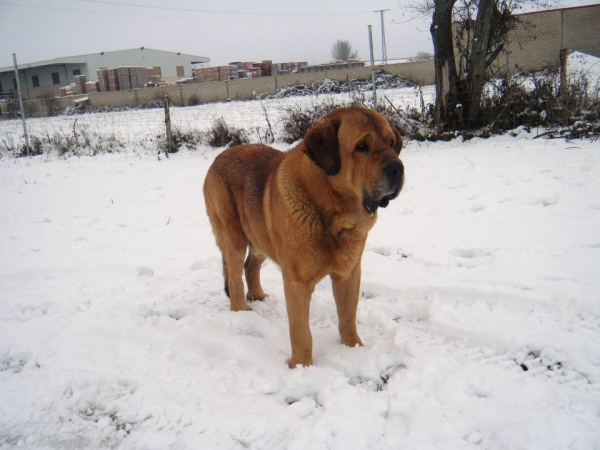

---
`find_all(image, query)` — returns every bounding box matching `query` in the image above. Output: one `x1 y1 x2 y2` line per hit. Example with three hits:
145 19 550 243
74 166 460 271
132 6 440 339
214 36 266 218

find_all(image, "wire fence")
0 86 433 156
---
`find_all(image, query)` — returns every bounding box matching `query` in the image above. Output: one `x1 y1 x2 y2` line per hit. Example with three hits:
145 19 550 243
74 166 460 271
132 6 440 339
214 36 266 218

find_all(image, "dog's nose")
384 160 404 184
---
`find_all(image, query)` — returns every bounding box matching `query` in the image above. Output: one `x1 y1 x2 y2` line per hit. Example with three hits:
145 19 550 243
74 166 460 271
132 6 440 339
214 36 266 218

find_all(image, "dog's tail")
222 256 230 298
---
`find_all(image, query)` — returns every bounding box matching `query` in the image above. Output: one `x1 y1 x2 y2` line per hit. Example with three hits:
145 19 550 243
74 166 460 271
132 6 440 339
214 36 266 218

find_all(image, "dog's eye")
356 142 369 153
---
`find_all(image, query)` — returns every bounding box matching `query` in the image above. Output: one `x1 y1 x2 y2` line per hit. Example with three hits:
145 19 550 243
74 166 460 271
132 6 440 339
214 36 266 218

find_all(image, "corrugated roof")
0 48 209 73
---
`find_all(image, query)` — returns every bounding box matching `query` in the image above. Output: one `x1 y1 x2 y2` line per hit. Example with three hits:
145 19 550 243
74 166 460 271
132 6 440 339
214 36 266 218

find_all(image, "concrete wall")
497 4 600 73
12 59 434 116
57 60 434 111
385 60 435 85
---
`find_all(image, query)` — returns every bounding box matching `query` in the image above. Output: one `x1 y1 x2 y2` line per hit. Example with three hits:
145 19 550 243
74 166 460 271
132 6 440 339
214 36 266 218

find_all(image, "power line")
75 0 373 18
0 1 372 21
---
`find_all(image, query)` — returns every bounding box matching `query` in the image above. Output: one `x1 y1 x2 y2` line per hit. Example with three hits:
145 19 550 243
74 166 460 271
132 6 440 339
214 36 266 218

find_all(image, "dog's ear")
302 118 341 176
393 128 403 155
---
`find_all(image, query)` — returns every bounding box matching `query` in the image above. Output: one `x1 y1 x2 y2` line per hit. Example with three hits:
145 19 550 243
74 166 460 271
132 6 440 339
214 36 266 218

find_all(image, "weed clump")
205 118 249 148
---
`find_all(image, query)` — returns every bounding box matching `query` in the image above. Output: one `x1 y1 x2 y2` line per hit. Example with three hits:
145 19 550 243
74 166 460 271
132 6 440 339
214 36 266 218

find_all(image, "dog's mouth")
363 163 405 216
363 190 398 215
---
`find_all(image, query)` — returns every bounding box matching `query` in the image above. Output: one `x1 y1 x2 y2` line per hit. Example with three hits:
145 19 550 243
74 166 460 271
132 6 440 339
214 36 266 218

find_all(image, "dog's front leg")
331 262 364 348
283 275 315 368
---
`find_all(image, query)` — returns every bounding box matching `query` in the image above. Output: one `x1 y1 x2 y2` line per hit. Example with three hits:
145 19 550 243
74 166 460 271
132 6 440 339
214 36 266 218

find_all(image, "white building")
0 47 210 100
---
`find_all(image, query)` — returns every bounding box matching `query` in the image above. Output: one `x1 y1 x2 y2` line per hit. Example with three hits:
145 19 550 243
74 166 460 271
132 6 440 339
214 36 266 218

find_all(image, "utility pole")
374 9 390 65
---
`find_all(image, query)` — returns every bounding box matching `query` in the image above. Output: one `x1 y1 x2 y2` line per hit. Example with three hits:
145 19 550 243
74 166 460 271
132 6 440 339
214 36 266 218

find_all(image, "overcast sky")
0 0 597 69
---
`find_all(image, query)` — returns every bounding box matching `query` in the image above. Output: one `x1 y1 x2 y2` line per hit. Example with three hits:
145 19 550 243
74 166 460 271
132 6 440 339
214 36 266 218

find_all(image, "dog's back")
204 144 282 222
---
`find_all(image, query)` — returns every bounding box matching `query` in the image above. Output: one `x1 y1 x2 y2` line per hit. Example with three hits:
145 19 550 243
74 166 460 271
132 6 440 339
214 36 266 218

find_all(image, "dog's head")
303 106 404 215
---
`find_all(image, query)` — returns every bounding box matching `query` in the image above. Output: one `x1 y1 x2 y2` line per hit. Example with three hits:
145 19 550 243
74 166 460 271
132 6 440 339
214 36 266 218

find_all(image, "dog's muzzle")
363 160 404 215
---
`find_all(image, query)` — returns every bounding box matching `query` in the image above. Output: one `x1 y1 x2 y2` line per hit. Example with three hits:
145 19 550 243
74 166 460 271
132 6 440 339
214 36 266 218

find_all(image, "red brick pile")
193 65 238 82
60 67 162 96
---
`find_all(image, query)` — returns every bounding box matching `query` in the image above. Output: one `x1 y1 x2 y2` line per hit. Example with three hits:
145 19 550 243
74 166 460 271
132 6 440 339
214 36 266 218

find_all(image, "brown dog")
203 106 404 367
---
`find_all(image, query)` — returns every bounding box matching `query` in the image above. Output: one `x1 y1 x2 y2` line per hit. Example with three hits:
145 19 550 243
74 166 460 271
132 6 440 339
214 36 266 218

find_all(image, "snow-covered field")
1 94 600 449
0 86 433 154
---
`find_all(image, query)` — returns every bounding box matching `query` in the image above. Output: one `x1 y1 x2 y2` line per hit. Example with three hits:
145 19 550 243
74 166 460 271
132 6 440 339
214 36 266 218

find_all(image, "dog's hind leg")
222 256 230 298
210 213 251 311
244 245 268 301
222 239 251 312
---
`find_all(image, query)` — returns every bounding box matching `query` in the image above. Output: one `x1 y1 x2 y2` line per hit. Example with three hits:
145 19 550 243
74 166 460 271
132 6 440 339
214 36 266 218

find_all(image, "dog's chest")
323 215 373 276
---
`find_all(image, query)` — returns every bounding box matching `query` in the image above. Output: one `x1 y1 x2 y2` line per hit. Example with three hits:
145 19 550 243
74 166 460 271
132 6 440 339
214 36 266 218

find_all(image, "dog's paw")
341 334 364 348
230 302 252 312
287 359 312 369
246 292 269 301
287 355 313 369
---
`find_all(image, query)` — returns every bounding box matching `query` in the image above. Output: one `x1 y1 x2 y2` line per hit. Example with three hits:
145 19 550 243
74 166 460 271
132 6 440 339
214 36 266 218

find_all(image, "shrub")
38 89 62 117
15 136 43 157
205 118 249 147
188 93 201 106
479 68 600 134
279 93 429 144
279 99 342 143
167 126 204 151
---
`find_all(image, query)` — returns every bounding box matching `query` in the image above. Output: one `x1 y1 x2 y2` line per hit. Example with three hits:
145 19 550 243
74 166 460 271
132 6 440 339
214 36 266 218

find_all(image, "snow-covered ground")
1 97 600 449
0 85 433 154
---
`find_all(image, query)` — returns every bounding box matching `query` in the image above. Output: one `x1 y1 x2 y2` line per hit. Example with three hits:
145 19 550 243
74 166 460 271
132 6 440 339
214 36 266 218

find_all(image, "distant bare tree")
331 40 359 62
412 51 434 61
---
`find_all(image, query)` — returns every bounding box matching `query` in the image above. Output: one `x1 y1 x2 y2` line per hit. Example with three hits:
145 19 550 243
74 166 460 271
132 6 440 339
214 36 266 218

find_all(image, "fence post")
368 25 377 110
164 95 173 157
559 48 568 125
12 53 30 156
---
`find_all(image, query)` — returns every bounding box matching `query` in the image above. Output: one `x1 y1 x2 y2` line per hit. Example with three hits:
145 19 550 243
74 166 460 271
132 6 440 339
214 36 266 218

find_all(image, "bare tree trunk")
464 0 496 127
431 0 460 128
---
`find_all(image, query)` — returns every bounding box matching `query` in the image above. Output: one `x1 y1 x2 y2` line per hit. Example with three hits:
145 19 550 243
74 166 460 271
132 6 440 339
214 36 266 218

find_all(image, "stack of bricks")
74 75 87 95
194 65 238 82
140 67 150 87
129 66 149 89
60 66 159 96
85 81 99 93
117 67 131 91
108 68 120 91
64 83 76 96
257 60 272 77
240 62 262 78
273 61 309 75
97 69 110 92
146 67 161 85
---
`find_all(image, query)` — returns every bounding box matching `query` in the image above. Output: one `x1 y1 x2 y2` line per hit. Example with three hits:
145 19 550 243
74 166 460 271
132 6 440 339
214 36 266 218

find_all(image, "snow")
1 99 600 449
568 51 600 81
0 85 432 157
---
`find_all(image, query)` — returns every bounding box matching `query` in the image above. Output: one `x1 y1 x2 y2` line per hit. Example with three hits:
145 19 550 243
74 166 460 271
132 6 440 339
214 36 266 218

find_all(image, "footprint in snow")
368 247 409 260
136 267 154 278
450 248 494 259
530 196 559 207
410 331 599 391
